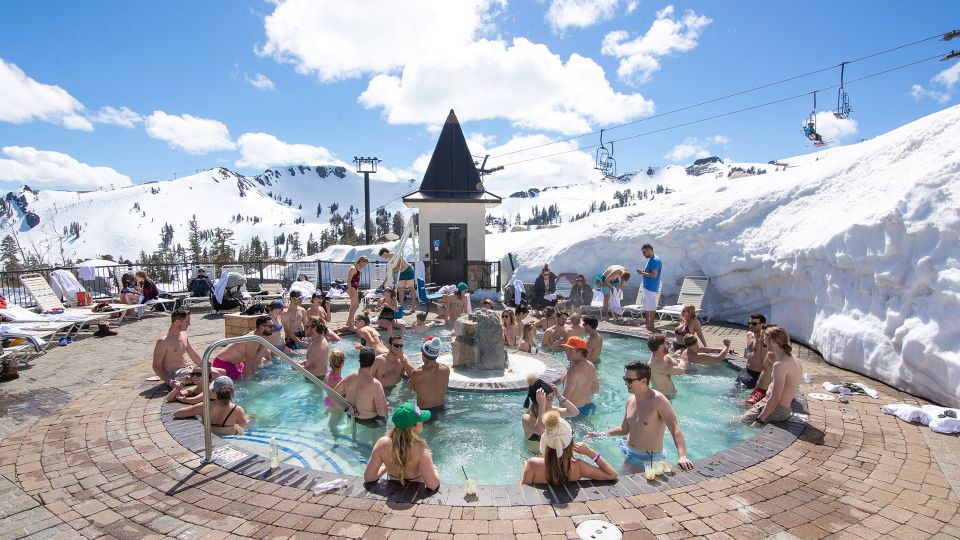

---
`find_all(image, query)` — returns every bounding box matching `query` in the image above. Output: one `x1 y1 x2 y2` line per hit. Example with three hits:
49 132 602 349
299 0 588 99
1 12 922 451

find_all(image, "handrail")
200 335 356 463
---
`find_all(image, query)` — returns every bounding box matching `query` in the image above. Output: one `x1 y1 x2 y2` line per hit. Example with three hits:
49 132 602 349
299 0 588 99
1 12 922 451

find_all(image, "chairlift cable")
487 30 949 161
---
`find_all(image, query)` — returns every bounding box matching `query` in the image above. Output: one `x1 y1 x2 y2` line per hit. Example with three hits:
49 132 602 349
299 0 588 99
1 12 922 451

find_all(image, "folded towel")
822 381 879 399
0 325 47 351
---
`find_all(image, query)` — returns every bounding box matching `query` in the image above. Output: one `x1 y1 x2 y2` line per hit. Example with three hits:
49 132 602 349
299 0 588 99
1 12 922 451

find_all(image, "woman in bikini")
363 402 440 490
346 256 369 330
672 305 707 350
173 376 249 436
437 282 468 328
518 322 538 353
520 410 617 485
521 376 579 443
375 287 400 334
501 309 518 346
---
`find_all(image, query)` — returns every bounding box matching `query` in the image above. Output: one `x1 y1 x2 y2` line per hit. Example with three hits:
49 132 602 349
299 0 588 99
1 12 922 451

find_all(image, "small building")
403 110 501 287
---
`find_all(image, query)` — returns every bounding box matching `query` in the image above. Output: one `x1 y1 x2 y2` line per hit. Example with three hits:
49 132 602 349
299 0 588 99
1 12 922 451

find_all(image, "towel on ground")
822 381 879 399
882 403 960 434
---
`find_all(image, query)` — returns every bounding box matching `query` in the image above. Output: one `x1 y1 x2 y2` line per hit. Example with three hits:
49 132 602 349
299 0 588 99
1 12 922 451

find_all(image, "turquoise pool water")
226 331 758 485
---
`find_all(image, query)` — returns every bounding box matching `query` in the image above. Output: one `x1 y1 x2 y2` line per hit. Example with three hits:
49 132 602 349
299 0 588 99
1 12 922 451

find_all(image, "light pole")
353 156 381 245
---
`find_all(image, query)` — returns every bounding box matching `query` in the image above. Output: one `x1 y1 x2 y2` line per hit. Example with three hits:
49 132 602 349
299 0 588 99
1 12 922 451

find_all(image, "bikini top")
216 404 239 427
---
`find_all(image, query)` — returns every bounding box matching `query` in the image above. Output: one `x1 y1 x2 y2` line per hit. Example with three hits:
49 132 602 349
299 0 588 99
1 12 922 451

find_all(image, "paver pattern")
1 307 958 539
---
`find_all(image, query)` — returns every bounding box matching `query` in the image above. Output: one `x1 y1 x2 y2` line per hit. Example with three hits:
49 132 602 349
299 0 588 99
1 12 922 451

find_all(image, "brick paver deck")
1 307 957 539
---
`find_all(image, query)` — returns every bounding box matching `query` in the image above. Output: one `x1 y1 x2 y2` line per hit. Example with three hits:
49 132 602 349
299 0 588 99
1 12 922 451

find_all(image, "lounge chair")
415 278 443 314
621 281 663 318
18 274 116 326
251 282 285 301
657 276 710 321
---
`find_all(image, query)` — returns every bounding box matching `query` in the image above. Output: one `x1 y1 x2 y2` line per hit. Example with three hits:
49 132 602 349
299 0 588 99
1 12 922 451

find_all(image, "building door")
429 223 467 285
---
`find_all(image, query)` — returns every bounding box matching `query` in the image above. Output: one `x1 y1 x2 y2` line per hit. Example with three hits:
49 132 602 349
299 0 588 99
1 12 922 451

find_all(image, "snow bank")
490 105 960 407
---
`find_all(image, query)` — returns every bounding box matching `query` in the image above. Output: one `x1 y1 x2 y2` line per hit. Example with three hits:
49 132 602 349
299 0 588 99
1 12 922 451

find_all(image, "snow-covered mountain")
488 104 960 408
1 165 416 262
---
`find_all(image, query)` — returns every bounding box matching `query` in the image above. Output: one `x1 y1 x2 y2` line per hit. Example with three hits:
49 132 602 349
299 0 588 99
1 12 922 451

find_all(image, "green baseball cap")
392 402 431 429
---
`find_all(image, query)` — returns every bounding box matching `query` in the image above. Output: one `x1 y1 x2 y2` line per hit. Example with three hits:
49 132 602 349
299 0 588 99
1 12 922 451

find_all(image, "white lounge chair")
657 276 710 321
621 281 663 318
18 274 115 326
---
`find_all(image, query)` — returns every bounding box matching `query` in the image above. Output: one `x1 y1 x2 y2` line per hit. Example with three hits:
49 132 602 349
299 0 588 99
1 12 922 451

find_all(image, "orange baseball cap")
561 336 589 350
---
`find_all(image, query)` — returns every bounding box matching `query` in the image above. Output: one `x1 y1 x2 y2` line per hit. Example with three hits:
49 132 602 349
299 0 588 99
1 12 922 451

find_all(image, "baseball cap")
269 299 284 310
457 282 468 291
421 336 441 359
392 402 431 429
311 291 326 300
212 376 234 392
289 289 303 298
561 336 589 350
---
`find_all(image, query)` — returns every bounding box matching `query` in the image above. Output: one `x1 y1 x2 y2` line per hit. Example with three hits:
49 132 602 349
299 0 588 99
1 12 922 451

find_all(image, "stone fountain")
451 309 508 370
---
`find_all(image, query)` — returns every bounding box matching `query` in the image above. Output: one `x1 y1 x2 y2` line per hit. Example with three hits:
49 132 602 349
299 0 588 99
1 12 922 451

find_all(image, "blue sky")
1 0 958 192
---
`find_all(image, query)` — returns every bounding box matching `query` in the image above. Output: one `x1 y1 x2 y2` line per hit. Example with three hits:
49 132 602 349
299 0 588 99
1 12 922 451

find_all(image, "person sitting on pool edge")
520 410 617 485
173 376 249 436
587 361 694 472
739 325 801 427
363 402 440 491
407 336 450 417
559 337 599 418
522 375 579 442
334 347 388 426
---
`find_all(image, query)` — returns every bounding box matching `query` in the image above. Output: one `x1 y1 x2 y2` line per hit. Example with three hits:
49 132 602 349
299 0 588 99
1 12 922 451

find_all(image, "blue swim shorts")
619 439 666 467
573 402 597 419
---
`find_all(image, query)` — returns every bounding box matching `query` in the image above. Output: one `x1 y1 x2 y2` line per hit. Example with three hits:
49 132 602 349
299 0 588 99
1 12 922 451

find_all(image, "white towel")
0 324 47 351
882 403 932 424
0 305 86 322
50 269 84 300
822 381 879 399
415 260 425 281
510 278 524 306
77 265 97 281
609 288 623 315
213 271 229 304
922 405 960 434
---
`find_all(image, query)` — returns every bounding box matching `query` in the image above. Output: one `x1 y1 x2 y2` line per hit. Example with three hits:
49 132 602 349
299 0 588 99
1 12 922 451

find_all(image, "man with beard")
212 315 274 379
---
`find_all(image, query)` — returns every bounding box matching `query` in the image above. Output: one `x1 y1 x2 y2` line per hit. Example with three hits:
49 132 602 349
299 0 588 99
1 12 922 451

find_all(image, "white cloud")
0 146 132 190
910 84 950 104
663 134 728 162
626 0 639 14
813 111 858 141
359 37 654 134
235 132 340 169
0 58 92 130
910 62 960 104
89 106 143 128
601 5 711 84
467 133 599 193
932 61 960 89
546 0 619 32
144 111 236 154
245 73 276 92
259 0 498 82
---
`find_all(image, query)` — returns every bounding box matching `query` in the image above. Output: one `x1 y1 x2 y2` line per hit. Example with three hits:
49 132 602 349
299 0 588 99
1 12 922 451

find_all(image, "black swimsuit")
217 404 239 427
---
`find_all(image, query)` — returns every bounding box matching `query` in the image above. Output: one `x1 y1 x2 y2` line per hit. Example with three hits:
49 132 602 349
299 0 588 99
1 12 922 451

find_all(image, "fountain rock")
451 309 508 370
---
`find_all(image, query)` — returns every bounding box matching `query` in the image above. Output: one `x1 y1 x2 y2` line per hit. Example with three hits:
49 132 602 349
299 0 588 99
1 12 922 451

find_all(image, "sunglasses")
623 376 641 384
392 342 404 348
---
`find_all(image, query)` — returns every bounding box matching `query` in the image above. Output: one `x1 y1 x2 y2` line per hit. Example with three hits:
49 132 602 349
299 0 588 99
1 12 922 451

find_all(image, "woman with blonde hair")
346 256 369 328
520 410 617 485
364 402 440 490
518 322 538 353
672 304 707 350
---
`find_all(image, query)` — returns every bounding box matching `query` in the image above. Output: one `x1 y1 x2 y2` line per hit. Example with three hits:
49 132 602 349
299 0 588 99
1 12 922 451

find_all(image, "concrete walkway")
1 306 958 539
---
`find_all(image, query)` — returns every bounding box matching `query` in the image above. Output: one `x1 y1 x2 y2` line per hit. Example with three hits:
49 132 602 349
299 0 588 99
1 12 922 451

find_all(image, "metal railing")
199 335 357 464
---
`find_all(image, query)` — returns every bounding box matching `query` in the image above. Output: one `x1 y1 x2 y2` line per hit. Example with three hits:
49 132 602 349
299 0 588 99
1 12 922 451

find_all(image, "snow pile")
488 105 960 407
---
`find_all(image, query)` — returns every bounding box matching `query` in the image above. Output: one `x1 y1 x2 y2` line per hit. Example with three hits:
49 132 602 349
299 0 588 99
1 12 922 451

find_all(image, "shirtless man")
379 247 416 311
567 313 586 338
408 311 439 334
301 318 330 377
334 347 388 421
407 336 450 414
354 314 388 355
282 290 308 350
540 312 570 350
588 361 694 471
597 264 631 319
560 337 599 418
372 334 412 389
211 316 273 380
535 306 557 331
583 315 603 363
265 300 288 352
647 334 686 397
739 314 768 399
680 336 731 364
740 325 800 426
152 308 225 387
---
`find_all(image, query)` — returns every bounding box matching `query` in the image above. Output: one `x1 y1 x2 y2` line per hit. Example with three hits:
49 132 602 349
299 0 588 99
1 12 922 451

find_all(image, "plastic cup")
464 478 477 495
644 465 657 480
654 461 664 476
659 460 672 474
803 373 813 384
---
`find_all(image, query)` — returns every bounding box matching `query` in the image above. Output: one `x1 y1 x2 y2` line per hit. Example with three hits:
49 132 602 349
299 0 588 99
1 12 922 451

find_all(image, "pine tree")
317 203 322 218
208 228 236 266
306 234 319 256
392 211 404 236
187 215 202 263
1 235 23 271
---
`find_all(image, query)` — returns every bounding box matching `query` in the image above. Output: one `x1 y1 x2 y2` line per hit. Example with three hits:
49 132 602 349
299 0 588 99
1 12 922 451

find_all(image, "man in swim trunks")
635 243 662 331
680 336 732 364
379 247 415 311
739 325 800 426
372 334 412 389
596 265 630 319
152 308 225 387
354 313 388 355
335 347 388 422
648 334 686 397
212 315 273 380
560 337 599 418
583 315 603 363
282 290 308 350
407 336 450 416
301 318 330 378
738 313 768 394
540 311 570 350
587 361 694 472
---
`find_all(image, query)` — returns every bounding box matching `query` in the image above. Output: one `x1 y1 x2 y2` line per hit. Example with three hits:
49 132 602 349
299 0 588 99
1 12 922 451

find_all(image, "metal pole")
364 171 371 245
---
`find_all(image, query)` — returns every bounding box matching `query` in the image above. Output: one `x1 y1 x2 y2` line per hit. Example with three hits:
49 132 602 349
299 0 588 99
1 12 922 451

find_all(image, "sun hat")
269 299 284 310
539 415 573 454
421 336 441 359
457 282 468 291
683 335 697 347
212 376 234 392
561 336 589 350
523 377 553 408
392 402 431 429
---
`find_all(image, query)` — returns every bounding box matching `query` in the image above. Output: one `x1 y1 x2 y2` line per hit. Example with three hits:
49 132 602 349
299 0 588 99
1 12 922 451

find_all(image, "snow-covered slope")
2 166 414 261
488 105 960 408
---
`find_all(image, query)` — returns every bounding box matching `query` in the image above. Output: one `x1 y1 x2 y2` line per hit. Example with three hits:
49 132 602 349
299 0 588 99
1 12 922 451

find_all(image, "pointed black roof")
404 110 501 203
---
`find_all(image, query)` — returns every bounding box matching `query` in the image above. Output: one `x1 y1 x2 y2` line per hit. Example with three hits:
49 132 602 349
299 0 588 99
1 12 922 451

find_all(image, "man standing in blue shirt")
636 244 662 332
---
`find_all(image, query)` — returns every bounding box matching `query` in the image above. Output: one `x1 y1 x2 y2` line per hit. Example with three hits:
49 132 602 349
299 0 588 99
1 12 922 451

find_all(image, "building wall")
407 202 491 262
